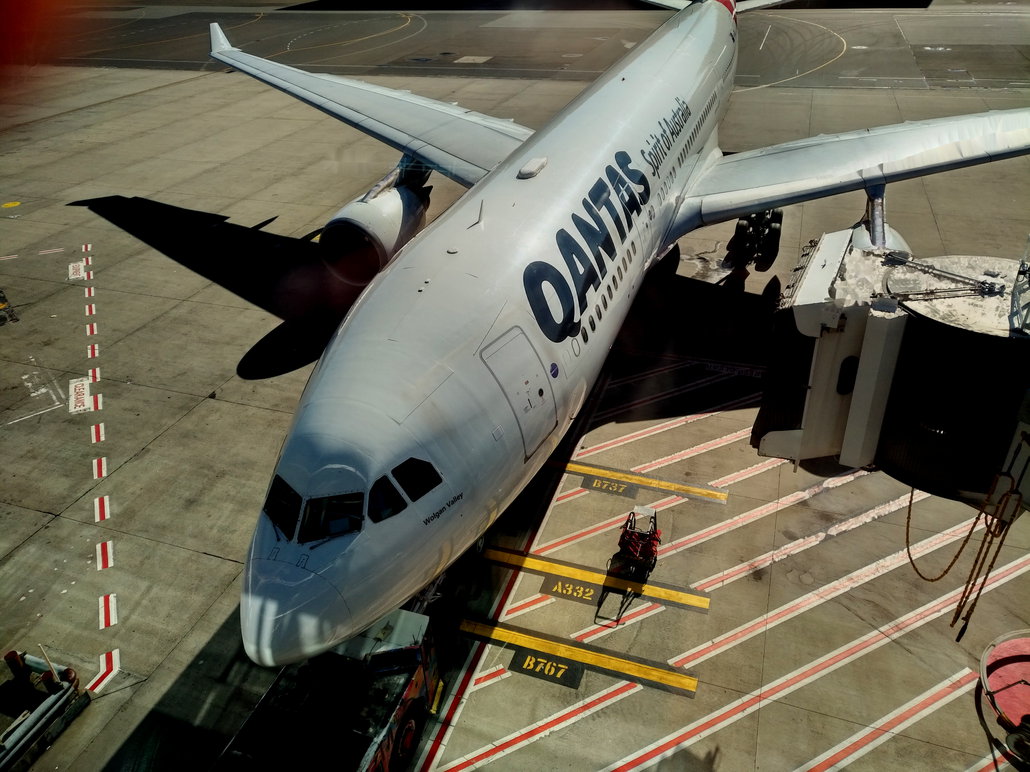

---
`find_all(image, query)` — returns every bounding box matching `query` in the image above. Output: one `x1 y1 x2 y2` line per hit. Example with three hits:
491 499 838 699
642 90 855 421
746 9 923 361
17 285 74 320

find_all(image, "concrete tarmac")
1 4 1028 771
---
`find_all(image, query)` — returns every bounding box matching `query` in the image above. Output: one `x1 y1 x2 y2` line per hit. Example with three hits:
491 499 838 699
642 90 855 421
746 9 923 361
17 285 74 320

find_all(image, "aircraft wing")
209 24 533 188
683 107 1030 227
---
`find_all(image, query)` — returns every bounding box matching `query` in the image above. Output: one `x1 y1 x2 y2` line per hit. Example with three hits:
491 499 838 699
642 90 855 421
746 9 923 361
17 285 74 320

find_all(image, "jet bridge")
751 220 1030 518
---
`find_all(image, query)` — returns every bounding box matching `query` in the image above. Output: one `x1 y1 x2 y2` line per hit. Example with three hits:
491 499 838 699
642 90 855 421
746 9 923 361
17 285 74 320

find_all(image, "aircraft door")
481 327 558 460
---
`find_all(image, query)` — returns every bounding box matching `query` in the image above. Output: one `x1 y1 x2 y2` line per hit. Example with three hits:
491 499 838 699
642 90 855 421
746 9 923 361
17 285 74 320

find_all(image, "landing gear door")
481 327 558 461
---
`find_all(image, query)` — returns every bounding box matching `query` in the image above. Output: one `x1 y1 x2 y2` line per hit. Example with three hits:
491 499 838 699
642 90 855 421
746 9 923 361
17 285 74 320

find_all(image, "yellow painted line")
460 619 698 695
1 202 20 208
484 549 709 611
566 461 728 502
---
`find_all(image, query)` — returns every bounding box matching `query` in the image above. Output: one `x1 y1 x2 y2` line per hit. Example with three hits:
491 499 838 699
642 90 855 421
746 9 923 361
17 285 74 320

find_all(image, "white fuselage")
242 1 737 666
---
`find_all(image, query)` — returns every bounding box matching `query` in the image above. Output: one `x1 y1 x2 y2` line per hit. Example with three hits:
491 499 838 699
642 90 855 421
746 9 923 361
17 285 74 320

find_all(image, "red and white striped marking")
92 393 103 411
87 344 99 358
82 243 92 252
96 540 114 570
85 322 97 336
85 649 120 693
669 515 982 668
0 254 18 261
38 247 64 255
569 491 934 646
83 255 92 266
573 394 760 460
85 303 96 316
92 457 108 479
85 270 94 280
84 286 95 298
471 665 511 691
600 555 1030 771
89 367 100 383
94 495 111 522
98 593 118 629
439 682 641 772
797 669 978 772
594 373 733 422
965 752 1015 772
692 491 932 593
91 423 106 443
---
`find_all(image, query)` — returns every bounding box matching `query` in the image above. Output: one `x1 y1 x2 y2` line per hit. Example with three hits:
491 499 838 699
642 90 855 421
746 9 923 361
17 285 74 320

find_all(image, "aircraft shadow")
70 196 363 379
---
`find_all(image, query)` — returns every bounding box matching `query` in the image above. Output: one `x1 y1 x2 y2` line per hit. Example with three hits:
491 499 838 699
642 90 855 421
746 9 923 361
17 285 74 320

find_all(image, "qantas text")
523 150 651 342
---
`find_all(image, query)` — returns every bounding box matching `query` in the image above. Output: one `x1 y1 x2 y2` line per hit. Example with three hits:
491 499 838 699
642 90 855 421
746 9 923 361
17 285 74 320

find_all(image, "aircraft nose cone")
241 559 352 666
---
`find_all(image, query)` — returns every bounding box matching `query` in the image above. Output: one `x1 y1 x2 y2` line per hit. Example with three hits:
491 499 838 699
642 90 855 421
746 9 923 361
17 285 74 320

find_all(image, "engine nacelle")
319 162 431 287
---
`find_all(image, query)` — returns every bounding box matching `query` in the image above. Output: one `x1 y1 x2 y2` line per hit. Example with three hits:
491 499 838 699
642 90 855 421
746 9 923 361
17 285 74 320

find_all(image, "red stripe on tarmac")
83 255 92 266
605 555 1030 771
574 394 759 459
504 594 553 617
82 243 92 252
91 423 105 443
88 344 99 358
594 374 731 422
802 670 978 772
86 323 97 335
84 286 95 297
574 602 663 643
472 666 509 688
672 516 980 668
97 541 113 570
420 528 542 771
92 394 103 411
85 649 120 693
89 368 100 383
0 254 18 261
94 496 110 522
85 271 94 280
966 751 1017 772
99 593 117 628
708 457 784 488
658 471 865 559
93 457 107 479
440 682 640 772
85 303 96 315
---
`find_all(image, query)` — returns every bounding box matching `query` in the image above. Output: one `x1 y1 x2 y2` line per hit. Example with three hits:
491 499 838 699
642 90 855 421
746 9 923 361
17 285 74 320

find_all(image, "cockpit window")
368 476 407 523
298 492 363 543
264 474 301 538
391 458 442 502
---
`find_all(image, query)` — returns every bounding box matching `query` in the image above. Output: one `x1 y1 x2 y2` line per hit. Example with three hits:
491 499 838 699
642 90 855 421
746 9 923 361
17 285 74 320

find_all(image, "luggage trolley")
610 507 662 583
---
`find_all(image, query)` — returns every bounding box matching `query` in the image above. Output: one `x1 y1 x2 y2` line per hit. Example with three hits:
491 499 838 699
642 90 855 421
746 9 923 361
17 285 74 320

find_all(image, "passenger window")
589 316 596 332
607 286 613 300
618 265 624 280
298 492 363 543
581 326 589 343
613 275 619 291
368 476 407 523
602 294 608 311
392 457 442 502
264 475 301 538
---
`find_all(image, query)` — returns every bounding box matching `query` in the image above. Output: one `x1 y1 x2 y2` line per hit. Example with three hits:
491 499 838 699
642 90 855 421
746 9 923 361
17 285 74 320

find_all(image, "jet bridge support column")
865 183 887 249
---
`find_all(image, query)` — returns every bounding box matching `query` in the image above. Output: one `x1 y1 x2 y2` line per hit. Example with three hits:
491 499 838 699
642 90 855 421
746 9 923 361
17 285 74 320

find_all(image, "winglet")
210 23 234 55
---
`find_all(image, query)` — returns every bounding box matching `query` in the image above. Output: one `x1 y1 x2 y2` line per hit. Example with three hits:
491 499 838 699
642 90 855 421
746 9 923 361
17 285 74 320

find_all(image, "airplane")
190 0 1030 667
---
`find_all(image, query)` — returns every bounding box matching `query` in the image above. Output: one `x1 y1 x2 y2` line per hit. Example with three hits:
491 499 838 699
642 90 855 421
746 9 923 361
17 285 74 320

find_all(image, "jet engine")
319 158 432 287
